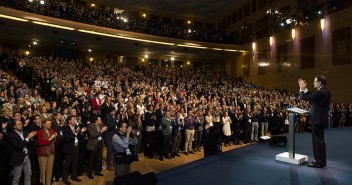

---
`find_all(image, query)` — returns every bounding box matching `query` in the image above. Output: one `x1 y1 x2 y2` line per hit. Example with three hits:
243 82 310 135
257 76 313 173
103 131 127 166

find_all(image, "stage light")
171 57 175 61
188 29 192 33
316 4 324 15
328 0 336 11
88 49 92 52
33 41 38 45
40 0 44 5
286 18 292 24
144 54 149 58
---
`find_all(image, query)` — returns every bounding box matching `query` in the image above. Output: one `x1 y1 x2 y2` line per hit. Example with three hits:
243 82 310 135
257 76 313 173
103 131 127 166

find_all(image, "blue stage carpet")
156 126 352 185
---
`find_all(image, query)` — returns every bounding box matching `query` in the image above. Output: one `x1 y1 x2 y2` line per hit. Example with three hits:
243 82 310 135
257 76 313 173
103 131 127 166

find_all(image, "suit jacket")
86 123 102 150
62 125 82 154
101 102 113 118
7 130 31 167
299 86 331 126
104 114 117 141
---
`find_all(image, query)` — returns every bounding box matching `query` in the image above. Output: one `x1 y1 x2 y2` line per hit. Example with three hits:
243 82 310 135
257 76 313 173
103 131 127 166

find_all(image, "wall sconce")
291 29 296 41
320 18 325 31
269 36 273 47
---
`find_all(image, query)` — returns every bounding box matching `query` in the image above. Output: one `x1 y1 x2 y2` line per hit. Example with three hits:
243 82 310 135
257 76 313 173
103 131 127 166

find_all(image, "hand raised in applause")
27 131 37 140
81 127 87 133
101 125 108 133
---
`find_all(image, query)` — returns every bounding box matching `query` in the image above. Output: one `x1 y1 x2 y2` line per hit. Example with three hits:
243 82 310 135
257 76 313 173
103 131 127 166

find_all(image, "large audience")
3 0 240 44
0 52 351 184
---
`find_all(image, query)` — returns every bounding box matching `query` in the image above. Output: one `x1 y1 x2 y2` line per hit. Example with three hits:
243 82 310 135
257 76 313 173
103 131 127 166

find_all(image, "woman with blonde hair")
36 118 57 185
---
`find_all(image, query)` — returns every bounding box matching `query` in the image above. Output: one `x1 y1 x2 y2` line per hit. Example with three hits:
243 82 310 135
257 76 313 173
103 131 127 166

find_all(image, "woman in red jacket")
37 118 57 185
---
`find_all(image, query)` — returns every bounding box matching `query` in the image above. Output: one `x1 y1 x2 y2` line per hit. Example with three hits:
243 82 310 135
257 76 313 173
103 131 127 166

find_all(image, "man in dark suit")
104 107 117 171
62 116 87 185
100 96 113 119
7 120 37 185
86 116 107 179
299 75 331 168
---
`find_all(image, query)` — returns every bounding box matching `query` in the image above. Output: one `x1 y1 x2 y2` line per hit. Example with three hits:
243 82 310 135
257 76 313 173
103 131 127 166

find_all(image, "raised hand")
81 127 87 133
101 125 108 132
298 78 307 90
27 131 37 139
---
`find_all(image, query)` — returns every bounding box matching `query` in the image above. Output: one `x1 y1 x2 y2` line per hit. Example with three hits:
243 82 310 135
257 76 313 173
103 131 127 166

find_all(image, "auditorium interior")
0 0 352 185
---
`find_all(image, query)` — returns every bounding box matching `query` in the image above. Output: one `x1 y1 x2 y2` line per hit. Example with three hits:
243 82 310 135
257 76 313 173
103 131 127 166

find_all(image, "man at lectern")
298 75 331 168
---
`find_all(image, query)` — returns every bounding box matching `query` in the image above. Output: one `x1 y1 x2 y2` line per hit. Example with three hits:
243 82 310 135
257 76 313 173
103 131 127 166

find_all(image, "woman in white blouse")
222 111 232 146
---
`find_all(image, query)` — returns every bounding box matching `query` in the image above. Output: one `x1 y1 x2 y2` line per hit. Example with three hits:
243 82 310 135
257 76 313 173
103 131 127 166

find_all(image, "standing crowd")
0 53 351 185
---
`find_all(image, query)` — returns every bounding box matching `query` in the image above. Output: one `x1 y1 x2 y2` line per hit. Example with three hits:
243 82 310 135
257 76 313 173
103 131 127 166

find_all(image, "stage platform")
157 126 352 185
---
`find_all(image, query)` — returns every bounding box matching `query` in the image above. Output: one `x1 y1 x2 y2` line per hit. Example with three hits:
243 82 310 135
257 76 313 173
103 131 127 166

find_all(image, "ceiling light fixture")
32 21 75 30
177 44 208 49
0 14 29 22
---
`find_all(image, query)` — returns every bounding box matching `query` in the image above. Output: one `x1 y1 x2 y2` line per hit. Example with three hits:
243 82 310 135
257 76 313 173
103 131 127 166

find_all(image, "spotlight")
70 42 77 46
188 29 192 33
88 49 92 52
40 0 44 5
316 4 324 15
286 18 292 24
28 0 33 2
58 40 65 45
280 22 285 27
144 54 148 58
33 41 38 45
328 0 336 11
171 57 175 61
303 11 310 20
